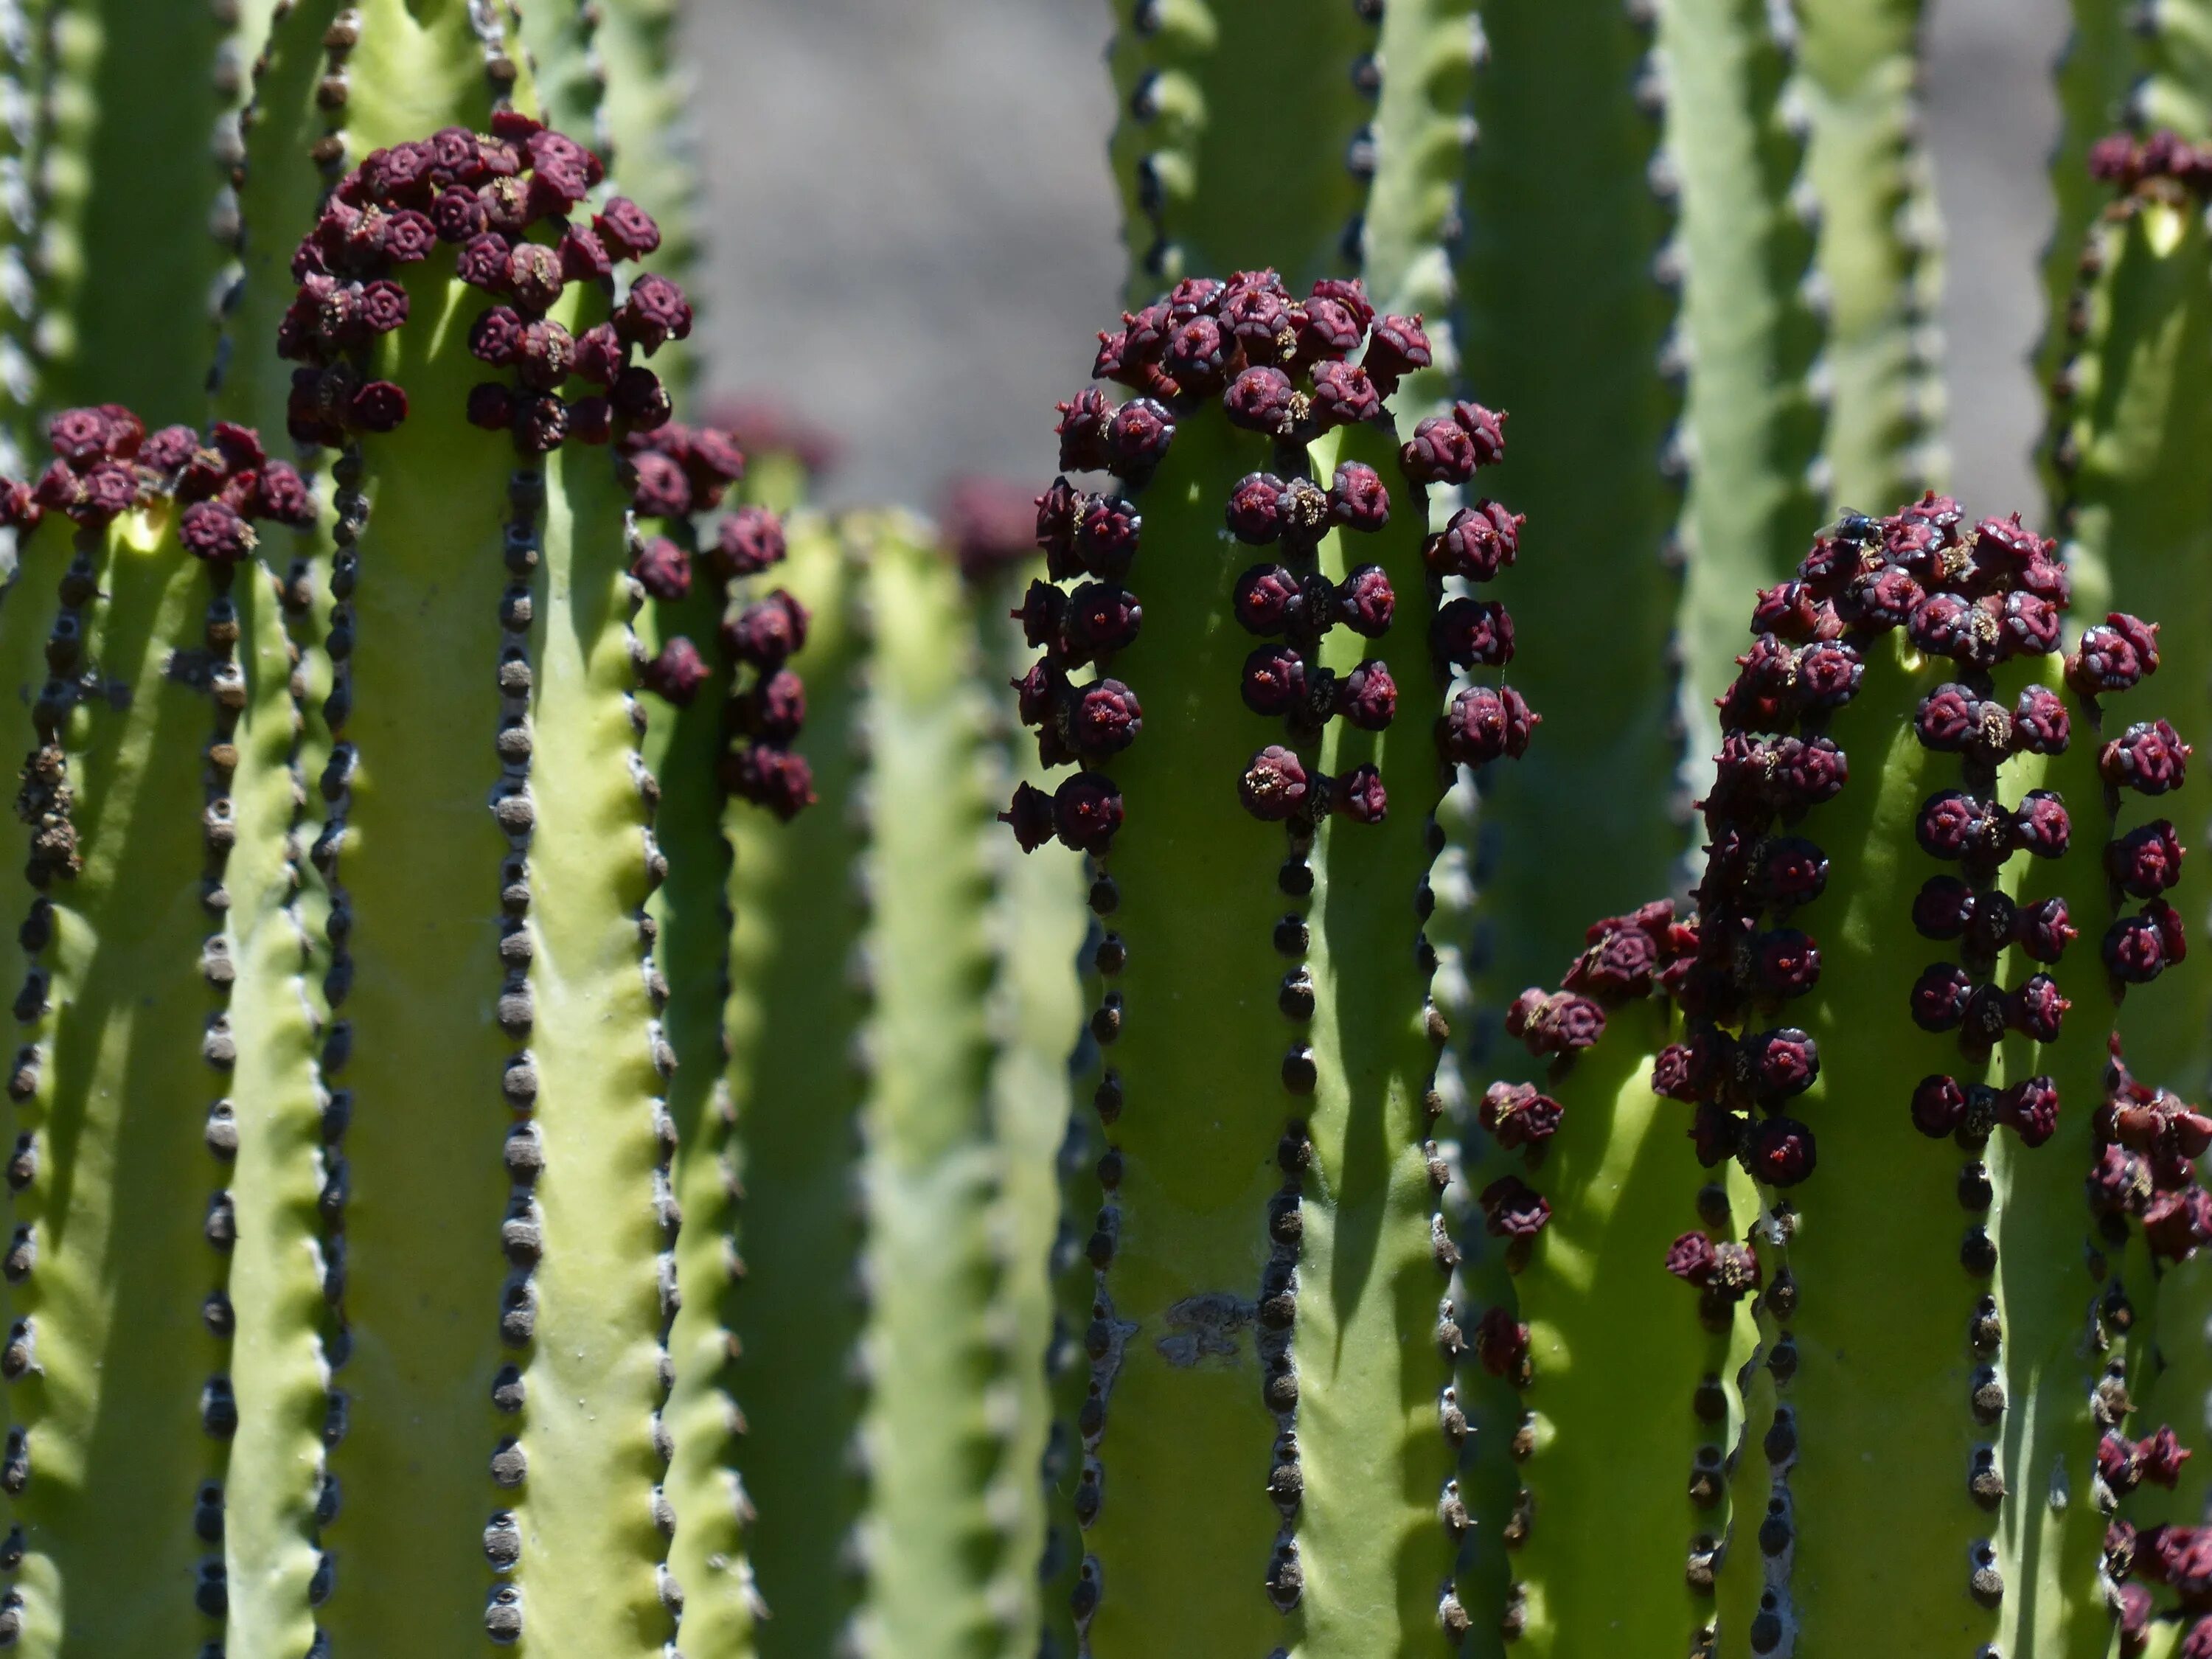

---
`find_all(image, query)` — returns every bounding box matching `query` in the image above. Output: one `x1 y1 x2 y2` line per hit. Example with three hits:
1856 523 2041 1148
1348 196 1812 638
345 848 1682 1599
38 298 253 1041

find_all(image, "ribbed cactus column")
1104 0 1378 296
0 413 314 1653
1004 274 1530 1654
1790 0 1944 509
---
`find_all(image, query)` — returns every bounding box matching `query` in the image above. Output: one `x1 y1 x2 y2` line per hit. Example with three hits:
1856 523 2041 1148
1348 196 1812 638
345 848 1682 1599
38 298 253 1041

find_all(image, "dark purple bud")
1566 924 1660 999
572 322 628 386
379 209 433 263
1912 876 1975 939
1450 400 1507 467
1050 775 1121 853
2014 790 2072 858
1910 963 1972 1032
1164 276 1224 323
2102 720 2193 795
1337 661 1397 730
1915 684 1981 751
1068 679 1142 757
1440 685 1539 765
641 639 709 705
1907 591 1999 666
2146 1186 2212 1261
618 274 693 352
2107 912 2173 984
612 366 672 430
1837 566 1922 630
1055 388 1115 473
513 319 574 392
2066 623 2141 698
48 408 107 465
253 461 314 526
1753 928 1821 1000
2000 591 2062 656
2010 976 2070 1043
515 394 573 454
1767 735 1848 813
1294 296 1366 366
178 500 256 563
627 451 692 519
1651 1040 1705 1102
349 381 408 434
1472 1307 1531 1379
1327 460 1389 531
1010 659 1063 728
723 745 817 821
1337 566 1394 636
2087 1144 2151 1217
2110 821 2186 898
1998 1075 2062 1147
505 243 564 313
1504 989 1605 1056
1916 790 2007 864
1223 367 1295 435
1795 641 1863 709
1664 1231 1719 1286
1478 1175 1552 1239
2017 897 2077 963
2108 611 2163 673
1431 597 1514 669
467 383 516 431
1235 564 1304 633
1310 361 1382 430
1689 1102 1741 1168
1742 1026 1819 1102
1002 781 1054 852
139 425 198 474
1161 316 1229 394
1478 1082 1563 1151
1225 472 1291 544
570 393 614 445
1719 636 1798 731
1242 645 1308 717
1240 745 1310 821
704 509 781 582
1912 1074 1968 1138
2011 684 2070 754
1400 415 1477 484
1044 585 1123 660
1426 501 1522 581
594 197 663 260
1362 313 1432 392
357 279 408 335
456 232 512 288
631 536 692 602
557 224 613 282
1758 838 1829 907
1335 762 1386 823
744 669 806 740
1749 1117 1818 1186
1075 496 1141 580
432 186 490 243
1105 398 1175 476
722 590 810 667
2154 895 2191 964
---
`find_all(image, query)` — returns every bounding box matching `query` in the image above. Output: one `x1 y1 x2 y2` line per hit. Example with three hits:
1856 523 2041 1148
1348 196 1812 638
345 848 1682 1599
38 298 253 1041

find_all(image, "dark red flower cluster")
1004 271 1534 854
0 408 313 551
2089 1040 2212 1262
2089 129 2212 196
279 111 684 453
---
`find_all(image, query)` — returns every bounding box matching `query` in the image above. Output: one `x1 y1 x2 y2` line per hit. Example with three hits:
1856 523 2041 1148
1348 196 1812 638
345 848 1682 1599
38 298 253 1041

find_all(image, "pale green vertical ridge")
1790 0 1944 510
0 0 48 473
589 0 695 399
2136 0 2212 140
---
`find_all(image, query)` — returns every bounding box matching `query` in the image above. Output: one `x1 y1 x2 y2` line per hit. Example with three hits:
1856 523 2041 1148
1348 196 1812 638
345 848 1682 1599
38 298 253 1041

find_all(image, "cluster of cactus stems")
15 0 2212 1656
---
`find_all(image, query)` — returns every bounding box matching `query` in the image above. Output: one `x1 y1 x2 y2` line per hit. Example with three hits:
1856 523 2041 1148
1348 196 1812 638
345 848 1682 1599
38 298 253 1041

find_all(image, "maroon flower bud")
1752 928 1820 1000
2010 976 2070 1043
513 319 574 393
47 407 108 465
467 382 517 431
1011 658 1064 728
456 232 512 288
1055 387 1115 473
1741 1026 1818 1102
1767 734 1848 813
1795 641 1863 709
1994 589 2060 658
1221 271 1293 350
1063 582 1141 660
1689 1102 1741 1167
1161 316 1229 394
139 425 198 475
1478 1175 1552 1239
1234 565 1303 634
1310 361 1382 431
684 427 747 492
737 668 805 741
1911 1074 1968 1138
1440 684 1539 765
251 461 314 527
1240 745 1311 821
1910 963 1972 1032
1651 1040 1704 1102
1045 774 1118 853
1479 1081 1564 1150
2069 621 2148 695
1566 924 1660 1000
2087 1144 2151 1217
349 381 408 433
178 499 256 562
1034 479 1082 574
1009 580 1067 650
1074 496 1141 580
2146 1186 2212 1260
1750 1116 1818 1186
1915 684 1982 751
369 139 434 202
505 242 565 313
1223 366 1296 436
2102 720 2193 794
1242 645 1308 717
1336 566 1394 636
1294 295 1366 366
1718 636 1798 731
432 186 489 243
1912 875 1975 940
1068 679 1142 757
557 223 613 282
631 536 692 601
1400 414 1477 484
1362 313 1431 392
618 273 694 352
1916 790 2005 863
2107 911 2174 983
1308 277 1374 333
1758 838 1829 907
723 745 817 821
1427 500 1523 580
641 638 709 705
627 451 692 519
723 590 810 667
1665 1231 1719 1285
1431 597 1514 669
1337 661 1397 730
2011 684 2070 754
1907 590 1997 665
572 322 628 386
1472 1305 1531 1379
1335 762 1387 823
2015 789 2073 858
1836 566 1922 632
1450 400 1507 467
1224 472 1291 544
2017 897 2077 963
2154 894 2191 964
594 197 662 260
2143 1426 2194 1489
610 366 672 430
352 279 406 335
2110 821 2186 898
1105 397 1175 476
1327 460 1389 531
1504 989 1605 1056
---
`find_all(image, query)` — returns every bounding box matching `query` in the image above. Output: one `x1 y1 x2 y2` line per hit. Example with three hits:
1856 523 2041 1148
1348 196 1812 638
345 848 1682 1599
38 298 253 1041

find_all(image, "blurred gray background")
681 0 2070 518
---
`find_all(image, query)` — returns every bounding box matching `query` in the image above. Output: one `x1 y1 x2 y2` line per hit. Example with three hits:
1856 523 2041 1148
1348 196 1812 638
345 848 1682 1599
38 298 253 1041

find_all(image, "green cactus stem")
1789 0 1944 509
1004 273 1528 1654
1104 0 1378 301
2044 157 2212 1096
0 0 46 474
0 410 316 1654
